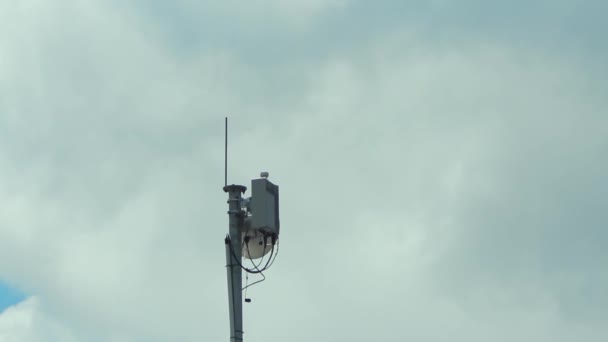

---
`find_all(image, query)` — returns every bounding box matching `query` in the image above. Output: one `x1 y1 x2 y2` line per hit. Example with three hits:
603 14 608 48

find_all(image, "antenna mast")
221 118 281 342
224 184 246 342
223 116 244 342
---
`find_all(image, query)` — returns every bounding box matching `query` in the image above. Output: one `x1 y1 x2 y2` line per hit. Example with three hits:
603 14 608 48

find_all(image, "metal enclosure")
250 178 280 236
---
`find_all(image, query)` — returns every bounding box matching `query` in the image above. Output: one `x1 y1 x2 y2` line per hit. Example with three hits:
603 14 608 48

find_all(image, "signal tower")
223 118 281 342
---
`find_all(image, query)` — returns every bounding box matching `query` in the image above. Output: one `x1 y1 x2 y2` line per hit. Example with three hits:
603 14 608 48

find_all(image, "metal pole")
224 184 247 342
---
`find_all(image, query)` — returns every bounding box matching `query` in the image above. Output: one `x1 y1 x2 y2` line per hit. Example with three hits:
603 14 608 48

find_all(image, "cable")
265 239 280 269
240 234 271 273
227 234 275 274
256 238 275 272
246 236 266 273
242 272 266 291
242 241 267 291
242 233 266 270
244 272 250 298
227 234 280 297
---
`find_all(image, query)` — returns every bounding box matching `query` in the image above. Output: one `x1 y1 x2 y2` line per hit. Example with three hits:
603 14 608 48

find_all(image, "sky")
0 282 25 312
0 0 607 341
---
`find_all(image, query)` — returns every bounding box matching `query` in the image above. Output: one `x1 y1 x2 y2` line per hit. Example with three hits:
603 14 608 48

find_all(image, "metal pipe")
224 184 246 342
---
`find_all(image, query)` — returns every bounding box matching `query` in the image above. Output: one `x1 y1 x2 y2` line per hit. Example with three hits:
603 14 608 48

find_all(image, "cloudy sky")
1 0 607 341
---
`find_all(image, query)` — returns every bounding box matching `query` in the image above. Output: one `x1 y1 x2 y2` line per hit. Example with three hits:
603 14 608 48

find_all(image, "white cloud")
0 297 78 342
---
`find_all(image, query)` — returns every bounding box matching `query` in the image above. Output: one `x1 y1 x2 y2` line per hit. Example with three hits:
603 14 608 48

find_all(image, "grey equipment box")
250 178 280 236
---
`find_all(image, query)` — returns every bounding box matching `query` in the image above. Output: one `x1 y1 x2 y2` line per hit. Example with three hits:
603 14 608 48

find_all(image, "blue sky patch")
0 281 26 313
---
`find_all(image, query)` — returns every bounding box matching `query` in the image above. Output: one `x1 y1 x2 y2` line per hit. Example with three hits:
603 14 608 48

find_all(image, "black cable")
242 233 266 270
242 272 266 291
265 239 280 269
228 234 281 296
251 240 274 273
256 239 275 272
227 235 275 274
227 235 259 273
244 272 250 298
242 240 273 273
244 236 271 273
242 241 267 291
246 236 266 273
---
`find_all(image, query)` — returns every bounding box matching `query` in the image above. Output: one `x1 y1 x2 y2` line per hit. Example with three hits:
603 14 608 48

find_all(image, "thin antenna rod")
225 117 228 187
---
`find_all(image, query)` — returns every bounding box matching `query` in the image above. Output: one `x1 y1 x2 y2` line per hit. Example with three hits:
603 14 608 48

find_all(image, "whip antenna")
225 117 228 187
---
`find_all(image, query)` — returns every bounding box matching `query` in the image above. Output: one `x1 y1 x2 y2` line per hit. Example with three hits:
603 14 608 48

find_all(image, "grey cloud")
1 1 607 341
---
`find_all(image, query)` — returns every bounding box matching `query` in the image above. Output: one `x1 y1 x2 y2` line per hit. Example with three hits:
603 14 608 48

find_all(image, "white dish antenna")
242 230 273 259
